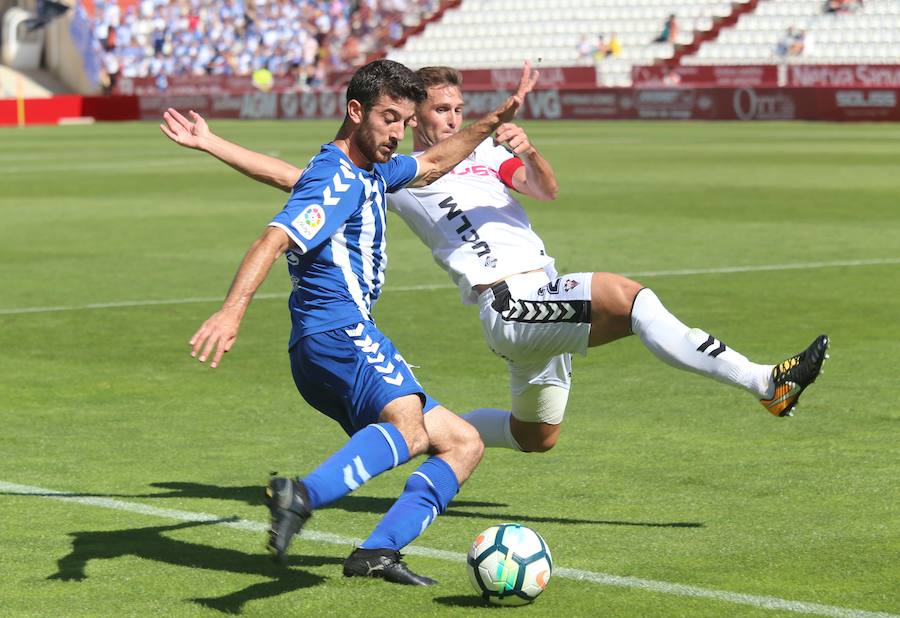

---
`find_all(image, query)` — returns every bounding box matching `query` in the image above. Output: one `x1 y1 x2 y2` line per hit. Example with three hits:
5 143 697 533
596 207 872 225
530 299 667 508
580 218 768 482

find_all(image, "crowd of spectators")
93 0 441 91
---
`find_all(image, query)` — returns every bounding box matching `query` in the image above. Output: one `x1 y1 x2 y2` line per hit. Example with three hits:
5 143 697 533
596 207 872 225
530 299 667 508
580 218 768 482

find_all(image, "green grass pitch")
1 119 898 617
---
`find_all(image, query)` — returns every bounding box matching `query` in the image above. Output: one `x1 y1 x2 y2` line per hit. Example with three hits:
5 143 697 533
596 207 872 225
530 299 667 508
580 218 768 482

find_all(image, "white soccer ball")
466 523 553 605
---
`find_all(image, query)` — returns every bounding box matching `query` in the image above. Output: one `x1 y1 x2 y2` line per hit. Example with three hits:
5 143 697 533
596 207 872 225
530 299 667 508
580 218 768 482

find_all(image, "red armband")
498 157 525 189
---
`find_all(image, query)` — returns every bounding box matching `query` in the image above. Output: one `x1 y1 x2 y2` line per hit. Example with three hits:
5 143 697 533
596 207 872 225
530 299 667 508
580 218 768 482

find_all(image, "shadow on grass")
47 519 338 614
434 595 506 608
4 481 703 528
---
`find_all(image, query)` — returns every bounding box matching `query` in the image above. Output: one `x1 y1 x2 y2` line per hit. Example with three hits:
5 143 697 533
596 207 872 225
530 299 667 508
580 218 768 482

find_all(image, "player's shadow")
3 481 702 528
130 482 702 528
47 519 339 614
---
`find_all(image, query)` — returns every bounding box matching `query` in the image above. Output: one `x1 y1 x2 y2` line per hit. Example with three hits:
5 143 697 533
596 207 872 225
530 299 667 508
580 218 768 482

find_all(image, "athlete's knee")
589 273 643 345
440 414 484 463
423 406 484 464
454 419 485 463
591 273 643 317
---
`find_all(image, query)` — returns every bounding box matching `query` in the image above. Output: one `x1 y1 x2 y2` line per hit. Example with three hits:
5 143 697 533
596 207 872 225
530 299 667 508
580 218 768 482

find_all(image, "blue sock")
300 423 409 509
359 456 460 551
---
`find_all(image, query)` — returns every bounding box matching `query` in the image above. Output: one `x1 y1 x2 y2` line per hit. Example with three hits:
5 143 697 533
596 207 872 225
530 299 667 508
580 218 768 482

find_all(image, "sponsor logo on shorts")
564 279 579 292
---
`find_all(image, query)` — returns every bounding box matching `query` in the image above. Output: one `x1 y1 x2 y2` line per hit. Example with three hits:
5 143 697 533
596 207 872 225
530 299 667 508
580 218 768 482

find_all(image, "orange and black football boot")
761 335 830 417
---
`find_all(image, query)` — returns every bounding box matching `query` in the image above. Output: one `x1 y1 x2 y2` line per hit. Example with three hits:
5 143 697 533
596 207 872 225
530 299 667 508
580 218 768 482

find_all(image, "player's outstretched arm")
495 122 559 201
410 61 539 187
160 108 302 192
190 226 290 368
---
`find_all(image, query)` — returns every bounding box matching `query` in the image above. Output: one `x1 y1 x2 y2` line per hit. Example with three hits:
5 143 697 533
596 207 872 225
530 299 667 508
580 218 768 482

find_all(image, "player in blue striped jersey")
183 59 539 585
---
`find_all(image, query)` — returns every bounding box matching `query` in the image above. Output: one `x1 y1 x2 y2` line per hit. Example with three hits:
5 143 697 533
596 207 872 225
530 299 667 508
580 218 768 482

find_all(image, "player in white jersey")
162 66 829 456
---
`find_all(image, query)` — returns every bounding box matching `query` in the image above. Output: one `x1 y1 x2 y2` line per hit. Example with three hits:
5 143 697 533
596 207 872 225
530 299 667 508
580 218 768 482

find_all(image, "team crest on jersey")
564 279 579 292
292 205 325 240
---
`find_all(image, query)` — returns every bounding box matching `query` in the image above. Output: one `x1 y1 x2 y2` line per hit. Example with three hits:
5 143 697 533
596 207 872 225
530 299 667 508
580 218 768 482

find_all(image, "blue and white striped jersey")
269 143 419 346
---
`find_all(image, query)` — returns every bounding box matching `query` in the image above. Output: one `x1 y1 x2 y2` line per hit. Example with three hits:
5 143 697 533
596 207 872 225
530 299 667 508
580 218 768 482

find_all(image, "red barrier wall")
2 87 899 126
0 95 139 126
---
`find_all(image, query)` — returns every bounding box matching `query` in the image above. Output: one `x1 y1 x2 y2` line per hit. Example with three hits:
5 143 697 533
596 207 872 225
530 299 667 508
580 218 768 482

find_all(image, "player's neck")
332 137 373 170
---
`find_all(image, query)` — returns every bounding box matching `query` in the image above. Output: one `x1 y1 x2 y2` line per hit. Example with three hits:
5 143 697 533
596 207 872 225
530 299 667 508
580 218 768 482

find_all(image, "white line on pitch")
1 257 898 317
0 480 895 618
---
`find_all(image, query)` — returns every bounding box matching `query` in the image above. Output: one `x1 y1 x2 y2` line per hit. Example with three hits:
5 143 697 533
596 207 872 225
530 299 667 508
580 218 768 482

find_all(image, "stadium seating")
83 0 900 88
684 0 900 65
386 0 752 87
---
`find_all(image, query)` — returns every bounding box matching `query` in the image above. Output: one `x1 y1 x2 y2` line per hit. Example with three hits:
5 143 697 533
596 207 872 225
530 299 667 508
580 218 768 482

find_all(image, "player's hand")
189 310 240 368
494 61 539 124
160 108 211 150
495 123 535 157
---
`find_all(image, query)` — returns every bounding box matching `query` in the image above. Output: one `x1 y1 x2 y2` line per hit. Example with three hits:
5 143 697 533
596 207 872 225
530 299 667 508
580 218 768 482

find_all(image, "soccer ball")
466 523 552 605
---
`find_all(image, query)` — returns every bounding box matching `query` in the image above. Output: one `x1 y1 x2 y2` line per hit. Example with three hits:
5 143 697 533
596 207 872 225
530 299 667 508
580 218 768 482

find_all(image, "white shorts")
478 270 593 399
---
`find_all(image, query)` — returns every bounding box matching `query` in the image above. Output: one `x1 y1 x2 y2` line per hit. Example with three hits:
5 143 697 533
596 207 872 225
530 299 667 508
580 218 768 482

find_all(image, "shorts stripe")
490 281 591 324
372 423 399 468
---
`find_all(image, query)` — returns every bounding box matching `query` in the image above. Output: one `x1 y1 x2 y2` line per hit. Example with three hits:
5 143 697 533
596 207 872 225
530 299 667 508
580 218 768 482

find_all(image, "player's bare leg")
422 406 485 482
377 394 432 457
587 272 643 346
509 416 560 452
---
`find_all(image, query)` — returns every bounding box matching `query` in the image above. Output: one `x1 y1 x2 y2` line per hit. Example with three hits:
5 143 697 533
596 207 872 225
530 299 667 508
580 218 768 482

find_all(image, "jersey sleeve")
484 139 524 189
380 154 420 192
269 160 362 253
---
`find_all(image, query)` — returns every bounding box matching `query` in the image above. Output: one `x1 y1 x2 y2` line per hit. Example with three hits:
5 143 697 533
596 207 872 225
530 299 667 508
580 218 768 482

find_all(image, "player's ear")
347 99 365 125
409 114 419 128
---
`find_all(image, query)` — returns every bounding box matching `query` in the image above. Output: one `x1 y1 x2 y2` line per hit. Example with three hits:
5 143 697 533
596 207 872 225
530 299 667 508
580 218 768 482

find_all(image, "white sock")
461 408 523 451
630 288 774 399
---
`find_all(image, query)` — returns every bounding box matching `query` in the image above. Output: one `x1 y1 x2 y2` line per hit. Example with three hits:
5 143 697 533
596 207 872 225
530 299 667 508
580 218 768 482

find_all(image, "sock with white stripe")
462 408 523 450
630 288 774 399
300 423 409 510
359 456 459 551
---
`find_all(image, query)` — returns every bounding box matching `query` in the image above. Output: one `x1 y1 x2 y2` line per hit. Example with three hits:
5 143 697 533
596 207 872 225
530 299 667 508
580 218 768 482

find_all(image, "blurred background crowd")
93 0 441 89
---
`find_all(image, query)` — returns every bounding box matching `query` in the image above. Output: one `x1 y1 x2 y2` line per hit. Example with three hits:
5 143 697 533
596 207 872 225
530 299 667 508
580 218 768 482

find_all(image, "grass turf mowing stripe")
1 480 895 618
1 257 898 317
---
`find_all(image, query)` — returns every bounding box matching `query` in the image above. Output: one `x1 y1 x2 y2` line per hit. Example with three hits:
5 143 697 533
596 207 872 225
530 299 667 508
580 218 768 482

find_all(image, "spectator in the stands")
775 26 806 58
577 34 598 59
776 27 793 57
653 14 678 43
602 32 621 58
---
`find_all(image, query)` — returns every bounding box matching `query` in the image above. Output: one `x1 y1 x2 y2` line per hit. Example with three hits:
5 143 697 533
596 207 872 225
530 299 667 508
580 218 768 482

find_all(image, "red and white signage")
788 64 900 88
4 82 899 125
632 65 779 88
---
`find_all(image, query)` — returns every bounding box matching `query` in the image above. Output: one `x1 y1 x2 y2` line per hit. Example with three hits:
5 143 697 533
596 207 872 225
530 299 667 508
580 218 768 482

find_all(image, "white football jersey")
389 138 554 304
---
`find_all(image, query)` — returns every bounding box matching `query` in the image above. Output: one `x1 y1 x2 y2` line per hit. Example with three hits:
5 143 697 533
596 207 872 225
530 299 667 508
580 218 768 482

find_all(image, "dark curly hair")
346 59 427 112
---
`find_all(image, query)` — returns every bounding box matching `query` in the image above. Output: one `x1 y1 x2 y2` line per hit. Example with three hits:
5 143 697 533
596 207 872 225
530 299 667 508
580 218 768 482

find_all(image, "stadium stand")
684 0 900 65
386 0 756 87
88 0 443 87
6 0 896 96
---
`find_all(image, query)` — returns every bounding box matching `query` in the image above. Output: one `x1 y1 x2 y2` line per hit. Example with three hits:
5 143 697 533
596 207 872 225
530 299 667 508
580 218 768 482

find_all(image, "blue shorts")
289 321 440 436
